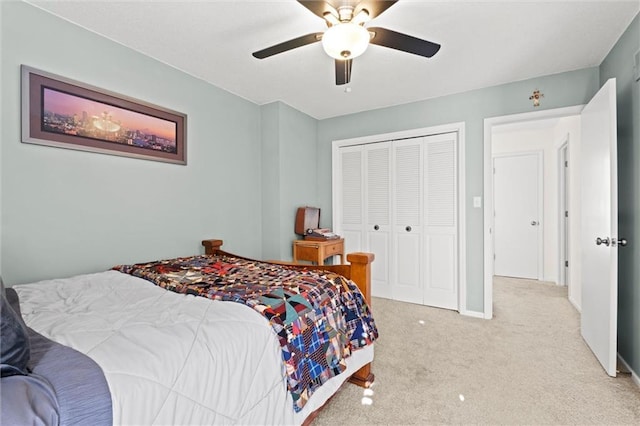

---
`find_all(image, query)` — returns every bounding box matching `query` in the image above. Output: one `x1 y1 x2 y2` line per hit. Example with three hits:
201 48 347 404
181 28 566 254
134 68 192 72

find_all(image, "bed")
1 239 377 425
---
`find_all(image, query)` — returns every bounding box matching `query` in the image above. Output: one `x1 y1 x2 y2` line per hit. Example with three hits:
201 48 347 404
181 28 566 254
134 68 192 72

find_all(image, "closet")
334 132 459 310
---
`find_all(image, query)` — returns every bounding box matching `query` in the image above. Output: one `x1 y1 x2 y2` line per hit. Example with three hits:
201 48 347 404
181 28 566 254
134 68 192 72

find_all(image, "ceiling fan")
252 0 441 85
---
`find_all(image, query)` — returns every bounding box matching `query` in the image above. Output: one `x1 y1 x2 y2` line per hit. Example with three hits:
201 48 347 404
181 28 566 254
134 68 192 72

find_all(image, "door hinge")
565 160 568 167
565 211 568 218
565 260 569 267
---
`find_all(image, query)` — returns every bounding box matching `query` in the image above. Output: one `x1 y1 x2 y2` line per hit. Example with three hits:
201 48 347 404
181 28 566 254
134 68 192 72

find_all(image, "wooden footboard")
201 239 375 388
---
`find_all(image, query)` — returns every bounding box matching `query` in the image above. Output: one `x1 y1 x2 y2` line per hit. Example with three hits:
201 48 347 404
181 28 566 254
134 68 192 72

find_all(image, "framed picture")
21 65 187 165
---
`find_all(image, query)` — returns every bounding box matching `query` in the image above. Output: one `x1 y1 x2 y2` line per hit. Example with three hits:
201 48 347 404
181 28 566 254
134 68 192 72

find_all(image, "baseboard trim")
617 354 640 388
460 309 486 319
568 295 581 313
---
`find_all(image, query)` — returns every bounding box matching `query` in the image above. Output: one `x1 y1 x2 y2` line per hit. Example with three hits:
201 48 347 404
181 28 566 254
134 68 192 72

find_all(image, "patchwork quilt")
113 254 378 412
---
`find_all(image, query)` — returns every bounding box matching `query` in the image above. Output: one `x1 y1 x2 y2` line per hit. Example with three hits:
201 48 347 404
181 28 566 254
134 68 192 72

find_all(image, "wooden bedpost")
202 239 224 255
345 252 374 307
345 252 375 388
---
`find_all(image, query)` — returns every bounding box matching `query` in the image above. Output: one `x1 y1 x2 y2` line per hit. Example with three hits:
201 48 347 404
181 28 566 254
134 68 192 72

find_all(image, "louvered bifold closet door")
336 133 458 309
424 133 458 310
364 142 392 299
339 146 365 256
393 138 424 303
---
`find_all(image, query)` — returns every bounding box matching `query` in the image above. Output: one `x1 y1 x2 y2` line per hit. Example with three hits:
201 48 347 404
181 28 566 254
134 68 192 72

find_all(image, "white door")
493 152 542 279
335 133 459 310
339 146 364 255
424 133 459 309
392 138 424 303
580 78 618 377
365 142 392 299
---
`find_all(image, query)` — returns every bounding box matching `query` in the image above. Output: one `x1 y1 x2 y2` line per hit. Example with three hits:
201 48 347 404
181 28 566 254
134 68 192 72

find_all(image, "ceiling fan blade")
354 1 397 20
335 59 353 85
368 27 441 58
252 33 323 59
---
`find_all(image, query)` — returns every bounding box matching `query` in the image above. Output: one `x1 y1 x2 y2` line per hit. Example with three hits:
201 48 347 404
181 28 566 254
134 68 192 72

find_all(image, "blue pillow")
1 278 31 376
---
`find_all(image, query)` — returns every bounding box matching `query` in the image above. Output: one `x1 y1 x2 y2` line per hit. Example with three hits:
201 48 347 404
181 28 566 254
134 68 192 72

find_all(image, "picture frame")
21 65 187 165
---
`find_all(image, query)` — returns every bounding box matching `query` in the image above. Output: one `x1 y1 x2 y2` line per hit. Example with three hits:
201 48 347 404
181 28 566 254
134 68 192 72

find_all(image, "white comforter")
15 270 373 425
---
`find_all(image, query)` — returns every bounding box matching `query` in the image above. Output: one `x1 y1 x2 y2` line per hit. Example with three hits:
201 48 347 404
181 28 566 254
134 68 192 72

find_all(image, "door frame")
483 106 584 319
558 138 570 287
331 122 468 314
492 150 544 281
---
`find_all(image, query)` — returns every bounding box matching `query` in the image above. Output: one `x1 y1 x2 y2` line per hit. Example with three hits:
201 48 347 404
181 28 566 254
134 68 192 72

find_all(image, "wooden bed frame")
201 239 375 390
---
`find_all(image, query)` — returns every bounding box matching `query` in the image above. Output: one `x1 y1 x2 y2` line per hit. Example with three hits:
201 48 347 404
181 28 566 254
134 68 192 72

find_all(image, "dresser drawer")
293 238 344 265
324 240 343 256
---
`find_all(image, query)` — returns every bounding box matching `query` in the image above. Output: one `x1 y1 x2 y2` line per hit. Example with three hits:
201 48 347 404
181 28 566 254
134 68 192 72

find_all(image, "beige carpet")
314 276 640 425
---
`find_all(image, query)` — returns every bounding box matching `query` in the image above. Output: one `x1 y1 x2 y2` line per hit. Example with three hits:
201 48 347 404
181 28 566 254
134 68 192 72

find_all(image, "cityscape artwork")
22 66 187 165
42 88 178 154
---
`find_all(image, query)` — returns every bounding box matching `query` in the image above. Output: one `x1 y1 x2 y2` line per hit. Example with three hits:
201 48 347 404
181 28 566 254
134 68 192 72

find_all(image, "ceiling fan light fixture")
323 11 340 26
351 9 370 25
322 22 370 60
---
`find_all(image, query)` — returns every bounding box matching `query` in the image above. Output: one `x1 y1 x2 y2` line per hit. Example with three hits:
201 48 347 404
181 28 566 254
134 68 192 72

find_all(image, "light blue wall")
261 103 281 259
260 101 318 260
278 103 318 257
317 68 601 312
600 13 640 377
1 2 263 284
0 0 4 277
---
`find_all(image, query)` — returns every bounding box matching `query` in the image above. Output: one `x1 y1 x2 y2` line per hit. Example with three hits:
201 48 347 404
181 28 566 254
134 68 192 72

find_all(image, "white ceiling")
27 0 640 120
